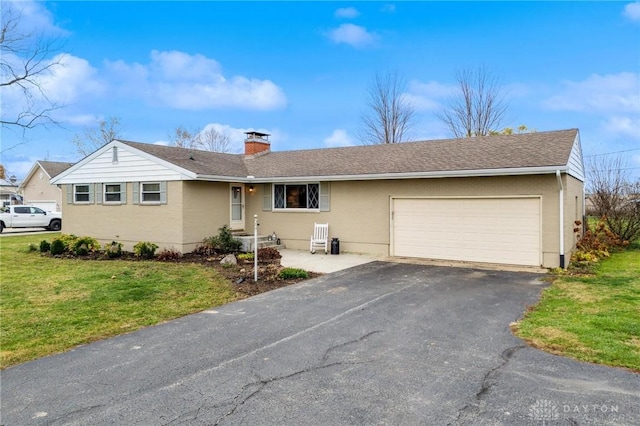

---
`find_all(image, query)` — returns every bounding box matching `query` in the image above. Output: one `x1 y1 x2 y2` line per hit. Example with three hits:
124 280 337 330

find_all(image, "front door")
230 184 245 230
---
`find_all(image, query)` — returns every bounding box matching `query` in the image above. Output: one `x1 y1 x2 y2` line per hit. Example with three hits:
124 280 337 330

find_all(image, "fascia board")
237 166 569 183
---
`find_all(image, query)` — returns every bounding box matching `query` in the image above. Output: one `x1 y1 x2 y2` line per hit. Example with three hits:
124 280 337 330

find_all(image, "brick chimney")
244 131 271 155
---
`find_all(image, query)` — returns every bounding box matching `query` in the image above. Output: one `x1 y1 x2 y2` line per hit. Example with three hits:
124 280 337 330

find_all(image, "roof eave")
198 166 570 183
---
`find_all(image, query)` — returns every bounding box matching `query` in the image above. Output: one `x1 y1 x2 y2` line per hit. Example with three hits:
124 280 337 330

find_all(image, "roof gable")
19 161 74 190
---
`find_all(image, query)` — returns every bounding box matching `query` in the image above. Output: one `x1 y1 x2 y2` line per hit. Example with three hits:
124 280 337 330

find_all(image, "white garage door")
392 197 541 266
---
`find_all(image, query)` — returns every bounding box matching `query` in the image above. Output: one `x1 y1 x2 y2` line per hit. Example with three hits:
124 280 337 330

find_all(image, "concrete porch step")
233 232 285 252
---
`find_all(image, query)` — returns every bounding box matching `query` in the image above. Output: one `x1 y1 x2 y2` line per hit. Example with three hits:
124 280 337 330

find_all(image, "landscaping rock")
220 254 237 265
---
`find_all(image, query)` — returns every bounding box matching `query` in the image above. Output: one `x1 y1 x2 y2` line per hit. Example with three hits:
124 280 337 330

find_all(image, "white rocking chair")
310 223 329 254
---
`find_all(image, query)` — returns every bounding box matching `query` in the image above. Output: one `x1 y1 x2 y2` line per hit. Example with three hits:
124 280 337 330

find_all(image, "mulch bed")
177 253 323 297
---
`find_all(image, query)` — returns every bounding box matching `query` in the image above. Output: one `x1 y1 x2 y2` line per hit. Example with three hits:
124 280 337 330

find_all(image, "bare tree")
359 71 415 144
168 125 232 153
197 128 231 152
168 125 199 149
72 117 123 157
587 155 640 242
438 66 509 138
0 3 64 131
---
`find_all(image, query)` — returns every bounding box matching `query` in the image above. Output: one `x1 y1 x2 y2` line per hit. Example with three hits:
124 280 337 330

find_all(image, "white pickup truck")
0 205 62 233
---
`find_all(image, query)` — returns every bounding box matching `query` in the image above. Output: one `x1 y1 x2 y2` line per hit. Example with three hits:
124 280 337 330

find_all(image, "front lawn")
0 234 239 368
513 249 640 372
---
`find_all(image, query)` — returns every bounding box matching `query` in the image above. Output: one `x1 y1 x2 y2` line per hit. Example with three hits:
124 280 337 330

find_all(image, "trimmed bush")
73 237 101 256
39 240 51 253
105 241 123 258
202 225 242 254
50 238 66 256
134 241 158 259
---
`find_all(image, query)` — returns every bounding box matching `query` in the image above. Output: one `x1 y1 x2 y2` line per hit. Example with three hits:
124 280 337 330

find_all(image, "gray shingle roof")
119 141 249 177
39 161 74 178
122 129 579 180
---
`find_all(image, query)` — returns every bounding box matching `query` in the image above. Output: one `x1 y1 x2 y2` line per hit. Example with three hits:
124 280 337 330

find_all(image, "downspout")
556 170 565 268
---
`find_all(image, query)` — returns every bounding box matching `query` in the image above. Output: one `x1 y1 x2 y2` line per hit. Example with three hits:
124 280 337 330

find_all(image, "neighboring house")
19 161 74 212
51 129 585 268
0 176 20 207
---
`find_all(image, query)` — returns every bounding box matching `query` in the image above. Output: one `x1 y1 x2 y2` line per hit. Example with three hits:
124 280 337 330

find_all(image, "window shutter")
262 183 272 211
160 181 167 204
121 182 127 204
66 185 73 204
133 182 139 204
88 184 95 203
96 184 103 204
320 182 330 211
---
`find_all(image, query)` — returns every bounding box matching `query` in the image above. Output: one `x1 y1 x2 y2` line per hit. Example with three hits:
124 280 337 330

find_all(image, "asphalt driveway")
2 262 639 425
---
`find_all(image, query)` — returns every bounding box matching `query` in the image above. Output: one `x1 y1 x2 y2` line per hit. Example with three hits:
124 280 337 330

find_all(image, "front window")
141 182 161 203
74 185 90 203
104 184 122 203
274 183 319 209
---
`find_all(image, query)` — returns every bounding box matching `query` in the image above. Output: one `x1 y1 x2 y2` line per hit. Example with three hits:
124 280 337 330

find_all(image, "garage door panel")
392 198 540 266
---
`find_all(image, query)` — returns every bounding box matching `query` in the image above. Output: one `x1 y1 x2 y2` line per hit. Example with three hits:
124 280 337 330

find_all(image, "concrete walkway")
279 249 380 273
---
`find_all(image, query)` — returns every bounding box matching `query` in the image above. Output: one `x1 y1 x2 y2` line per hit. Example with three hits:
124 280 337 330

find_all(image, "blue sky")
2 1 640 181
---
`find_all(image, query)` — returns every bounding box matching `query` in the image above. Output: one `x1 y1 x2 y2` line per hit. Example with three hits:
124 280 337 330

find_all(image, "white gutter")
556 170 565 268
197 166 570 184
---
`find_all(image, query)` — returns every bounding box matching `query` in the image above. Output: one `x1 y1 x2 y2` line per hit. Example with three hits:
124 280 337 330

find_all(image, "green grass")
514 249 640 372
0 234 239 369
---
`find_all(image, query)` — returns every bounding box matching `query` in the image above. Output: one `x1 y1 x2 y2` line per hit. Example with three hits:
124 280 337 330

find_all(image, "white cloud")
105 50 287 110
623 2 640 21
326 24 377 48
324 129 355 147
1 52 105 127
543 72 640 141
334 7 360 19
543 72 640 114
41 54 107 103
4 0 69 36
380 4 396 13
403 80 456 111
602 116 640 140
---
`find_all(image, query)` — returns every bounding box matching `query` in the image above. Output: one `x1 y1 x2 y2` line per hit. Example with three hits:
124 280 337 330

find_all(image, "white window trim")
103 183 123 204
273 183 320 211
74 184 91 204
141 182 162 205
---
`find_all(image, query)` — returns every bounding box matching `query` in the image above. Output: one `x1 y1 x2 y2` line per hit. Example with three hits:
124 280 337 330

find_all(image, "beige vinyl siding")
20 167 63 211
246 174 566 268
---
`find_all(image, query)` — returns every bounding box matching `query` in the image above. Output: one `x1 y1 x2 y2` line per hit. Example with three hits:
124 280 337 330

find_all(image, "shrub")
157 248 182 261
105 241 123 258
278 268 308 280
50 238 66 256
237 252 254 261
56 234 79 252
73 236 101 256
39 240 51 253
258 247 282 263
26 243 38 252
571 218 628 270
202 225 242 254
133 241 158 259
192 244 216 256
